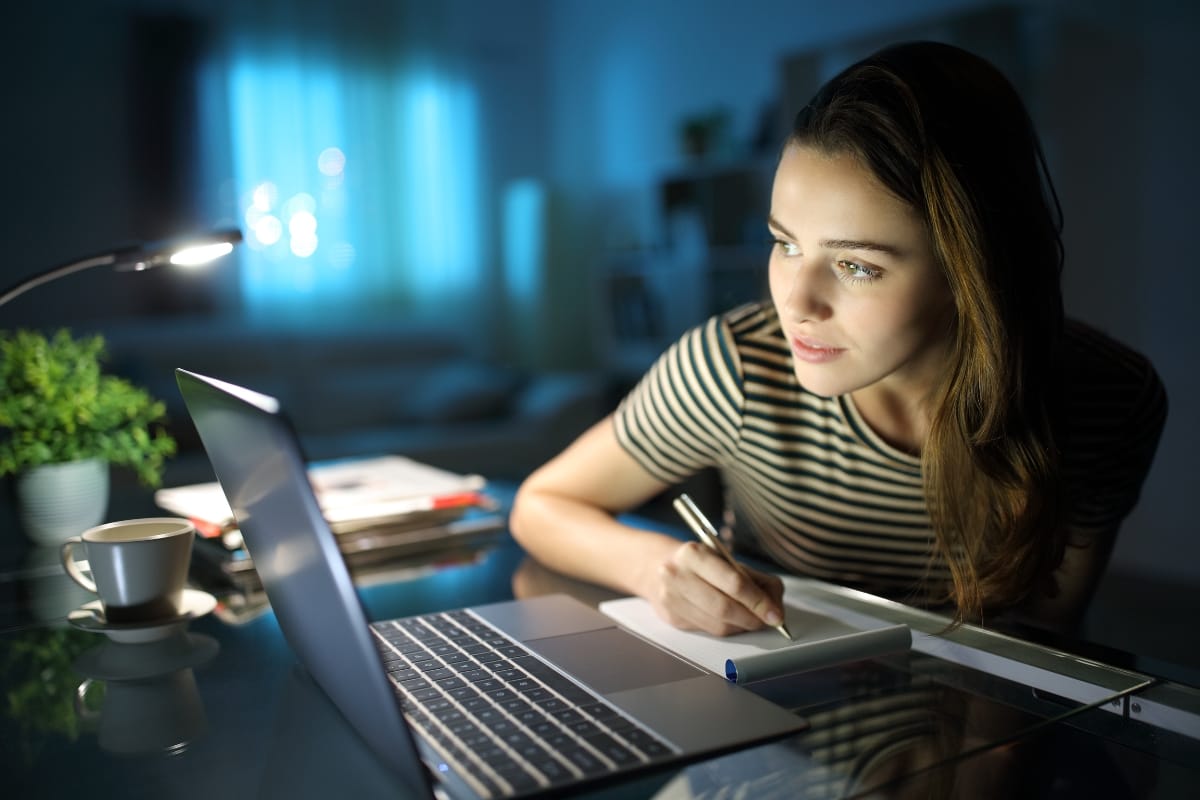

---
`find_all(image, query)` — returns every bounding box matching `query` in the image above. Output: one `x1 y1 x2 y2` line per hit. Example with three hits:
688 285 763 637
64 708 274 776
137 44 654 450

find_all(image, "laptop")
175 368 806 799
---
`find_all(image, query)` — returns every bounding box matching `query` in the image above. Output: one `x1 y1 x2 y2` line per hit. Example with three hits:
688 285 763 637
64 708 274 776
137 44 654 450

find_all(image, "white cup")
60 518 195 624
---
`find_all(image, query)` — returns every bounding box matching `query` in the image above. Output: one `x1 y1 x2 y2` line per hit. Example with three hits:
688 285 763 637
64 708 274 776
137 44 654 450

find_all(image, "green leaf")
0 329 176 486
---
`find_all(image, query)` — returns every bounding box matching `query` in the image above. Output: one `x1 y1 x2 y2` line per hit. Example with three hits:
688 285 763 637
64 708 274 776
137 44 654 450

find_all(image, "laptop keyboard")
371 609 675 798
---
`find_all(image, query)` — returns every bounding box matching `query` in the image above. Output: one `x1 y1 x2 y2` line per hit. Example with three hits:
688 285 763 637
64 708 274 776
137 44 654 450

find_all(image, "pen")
672 493 793 641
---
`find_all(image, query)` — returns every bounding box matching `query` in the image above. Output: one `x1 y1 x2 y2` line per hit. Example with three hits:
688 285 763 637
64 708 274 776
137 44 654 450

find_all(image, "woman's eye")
774 239 801 257
836 259 881 281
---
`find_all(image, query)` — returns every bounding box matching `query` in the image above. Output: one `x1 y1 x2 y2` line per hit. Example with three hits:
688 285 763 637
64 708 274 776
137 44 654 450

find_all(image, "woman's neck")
850 382 934 455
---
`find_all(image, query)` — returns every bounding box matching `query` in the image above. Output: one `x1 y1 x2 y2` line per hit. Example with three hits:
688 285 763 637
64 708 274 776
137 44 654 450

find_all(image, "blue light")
502 179 546 307
215 47 481 323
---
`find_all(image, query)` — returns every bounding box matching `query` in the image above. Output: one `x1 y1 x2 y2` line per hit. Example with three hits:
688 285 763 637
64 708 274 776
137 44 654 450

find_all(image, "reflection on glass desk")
2 524 1199 799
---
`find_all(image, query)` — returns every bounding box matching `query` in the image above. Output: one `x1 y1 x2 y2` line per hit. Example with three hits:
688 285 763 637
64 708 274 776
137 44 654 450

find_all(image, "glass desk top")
2 514 1198 799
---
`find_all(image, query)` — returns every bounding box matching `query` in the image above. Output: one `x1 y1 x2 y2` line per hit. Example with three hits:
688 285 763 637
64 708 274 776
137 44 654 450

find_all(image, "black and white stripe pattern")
615 302 1167 606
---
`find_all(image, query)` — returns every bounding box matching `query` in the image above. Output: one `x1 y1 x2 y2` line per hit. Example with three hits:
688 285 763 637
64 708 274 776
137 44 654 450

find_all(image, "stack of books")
155 455 506 591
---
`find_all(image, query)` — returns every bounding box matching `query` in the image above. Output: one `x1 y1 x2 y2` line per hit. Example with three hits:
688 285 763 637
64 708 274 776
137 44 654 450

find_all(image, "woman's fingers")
651 542 785 636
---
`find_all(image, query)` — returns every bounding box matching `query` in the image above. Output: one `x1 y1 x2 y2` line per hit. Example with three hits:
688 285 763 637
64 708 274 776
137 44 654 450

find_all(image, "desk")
2 513 1199 799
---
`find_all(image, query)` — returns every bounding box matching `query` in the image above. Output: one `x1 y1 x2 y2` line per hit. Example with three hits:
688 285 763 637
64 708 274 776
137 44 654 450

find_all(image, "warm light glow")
170 242 236 267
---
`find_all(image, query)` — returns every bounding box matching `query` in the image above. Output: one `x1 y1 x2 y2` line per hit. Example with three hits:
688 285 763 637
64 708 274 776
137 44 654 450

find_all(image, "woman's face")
768 144 955 402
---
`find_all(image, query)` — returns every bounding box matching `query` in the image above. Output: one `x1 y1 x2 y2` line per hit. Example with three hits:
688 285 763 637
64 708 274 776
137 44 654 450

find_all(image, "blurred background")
1 0 1196 665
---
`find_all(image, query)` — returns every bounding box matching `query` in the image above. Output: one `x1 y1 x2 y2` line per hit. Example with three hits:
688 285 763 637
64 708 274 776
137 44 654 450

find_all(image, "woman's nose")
783 262 833 322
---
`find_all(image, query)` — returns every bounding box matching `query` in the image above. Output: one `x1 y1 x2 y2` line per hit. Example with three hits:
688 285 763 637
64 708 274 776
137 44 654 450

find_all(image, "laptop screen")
175 368 434 792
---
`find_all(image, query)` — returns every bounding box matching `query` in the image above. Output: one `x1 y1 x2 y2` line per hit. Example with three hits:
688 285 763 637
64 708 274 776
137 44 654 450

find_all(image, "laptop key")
407 649 437 664
447 685 479 702
578 702 621 722
491 763 541 794
558 745 610 777
567 719 602 738
585 732 641 766
529 756 572 785
531 696 567 713
411 686 442 704
474 650 506 665
618 728 674 758
499 697 532 715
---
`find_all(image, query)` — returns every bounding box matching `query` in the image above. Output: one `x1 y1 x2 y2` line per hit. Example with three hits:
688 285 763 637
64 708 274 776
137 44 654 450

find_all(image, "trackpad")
525 627 703 694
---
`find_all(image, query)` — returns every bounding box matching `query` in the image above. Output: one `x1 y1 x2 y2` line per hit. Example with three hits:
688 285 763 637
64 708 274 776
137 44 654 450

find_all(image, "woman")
510 41 1167 636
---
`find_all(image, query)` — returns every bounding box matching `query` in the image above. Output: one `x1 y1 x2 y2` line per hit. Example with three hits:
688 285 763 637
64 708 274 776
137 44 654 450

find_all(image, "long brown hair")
791 42 1066 622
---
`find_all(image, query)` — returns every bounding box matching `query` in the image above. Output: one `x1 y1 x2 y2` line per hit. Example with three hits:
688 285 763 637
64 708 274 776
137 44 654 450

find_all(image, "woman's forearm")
509 484 682 599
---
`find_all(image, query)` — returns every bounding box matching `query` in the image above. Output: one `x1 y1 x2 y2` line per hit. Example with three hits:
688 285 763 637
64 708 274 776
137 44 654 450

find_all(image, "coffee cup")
60 518 195 624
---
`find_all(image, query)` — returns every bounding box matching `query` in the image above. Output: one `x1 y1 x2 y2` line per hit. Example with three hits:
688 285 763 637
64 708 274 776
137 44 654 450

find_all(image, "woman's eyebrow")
768 214 903 256
766 214 794 239
820 238 903 256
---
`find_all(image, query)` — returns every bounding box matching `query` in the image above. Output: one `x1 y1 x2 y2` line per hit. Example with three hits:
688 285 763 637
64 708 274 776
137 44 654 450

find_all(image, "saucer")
73 631 220 681
68 589 218 644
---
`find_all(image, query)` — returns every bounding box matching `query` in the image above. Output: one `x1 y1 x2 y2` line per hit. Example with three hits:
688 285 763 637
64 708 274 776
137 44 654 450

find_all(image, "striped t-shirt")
613 302 1167 606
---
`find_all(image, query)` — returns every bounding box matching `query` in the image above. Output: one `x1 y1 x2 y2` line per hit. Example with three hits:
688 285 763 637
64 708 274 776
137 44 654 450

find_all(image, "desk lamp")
0 228 243 309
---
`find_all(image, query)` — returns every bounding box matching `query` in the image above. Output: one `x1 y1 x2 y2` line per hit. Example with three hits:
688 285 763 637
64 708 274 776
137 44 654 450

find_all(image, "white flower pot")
15 458 110 546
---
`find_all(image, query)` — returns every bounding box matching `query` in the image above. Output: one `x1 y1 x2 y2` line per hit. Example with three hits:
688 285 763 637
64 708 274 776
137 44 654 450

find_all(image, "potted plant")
0 329 177 545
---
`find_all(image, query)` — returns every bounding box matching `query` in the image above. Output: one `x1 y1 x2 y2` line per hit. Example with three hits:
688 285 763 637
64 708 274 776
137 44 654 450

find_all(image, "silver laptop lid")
175 368 433 794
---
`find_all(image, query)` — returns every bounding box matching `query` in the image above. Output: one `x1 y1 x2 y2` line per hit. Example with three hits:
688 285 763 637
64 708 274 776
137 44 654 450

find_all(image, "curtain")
196 2 484 326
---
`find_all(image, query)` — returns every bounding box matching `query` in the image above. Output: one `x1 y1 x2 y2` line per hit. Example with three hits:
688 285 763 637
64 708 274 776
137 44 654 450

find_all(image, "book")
155 454 491 538
190 509 507 592
598 593 911 684
169 454 506 591
209 540 498 626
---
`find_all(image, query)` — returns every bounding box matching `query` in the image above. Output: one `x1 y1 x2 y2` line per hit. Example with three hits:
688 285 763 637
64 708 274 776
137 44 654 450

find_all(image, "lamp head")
114 229 244 271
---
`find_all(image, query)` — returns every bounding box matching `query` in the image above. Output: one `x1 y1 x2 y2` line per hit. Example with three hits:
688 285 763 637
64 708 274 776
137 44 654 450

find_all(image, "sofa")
91 317 610 493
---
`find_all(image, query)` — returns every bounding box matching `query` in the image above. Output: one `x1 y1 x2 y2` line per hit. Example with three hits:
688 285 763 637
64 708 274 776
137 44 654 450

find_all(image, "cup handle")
60 537 97 594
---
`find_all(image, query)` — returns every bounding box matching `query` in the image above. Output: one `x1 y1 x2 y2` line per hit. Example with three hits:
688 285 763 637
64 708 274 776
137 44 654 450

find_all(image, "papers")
171 454 504 592
155 454 489 536
598 594 911 685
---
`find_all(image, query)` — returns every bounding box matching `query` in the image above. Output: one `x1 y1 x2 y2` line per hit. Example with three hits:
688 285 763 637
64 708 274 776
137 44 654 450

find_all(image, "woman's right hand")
648 539 786 637
511 414 784 637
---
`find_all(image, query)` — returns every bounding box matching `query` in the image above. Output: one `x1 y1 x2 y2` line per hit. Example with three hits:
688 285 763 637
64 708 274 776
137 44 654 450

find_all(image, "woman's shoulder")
1059 319 1167 452
1058 321 1168 527
718 301 786 351
1061 320 1165 400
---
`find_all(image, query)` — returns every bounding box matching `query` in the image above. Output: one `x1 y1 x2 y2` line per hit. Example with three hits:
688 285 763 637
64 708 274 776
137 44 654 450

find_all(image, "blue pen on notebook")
672 493 793 642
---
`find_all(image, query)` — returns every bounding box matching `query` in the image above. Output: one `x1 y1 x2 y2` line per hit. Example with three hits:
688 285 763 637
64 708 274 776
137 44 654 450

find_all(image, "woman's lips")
790 334 846 364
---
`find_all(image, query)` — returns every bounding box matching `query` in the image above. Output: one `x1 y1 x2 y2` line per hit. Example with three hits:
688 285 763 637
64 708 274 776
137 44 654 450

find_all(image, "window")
200 30 482 324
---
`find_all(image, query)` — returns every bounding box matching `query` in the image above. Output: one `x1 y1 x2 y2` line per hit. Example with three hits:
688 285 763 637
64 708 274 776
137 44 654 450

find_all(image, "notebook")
599 596 911 684
175 368 806 799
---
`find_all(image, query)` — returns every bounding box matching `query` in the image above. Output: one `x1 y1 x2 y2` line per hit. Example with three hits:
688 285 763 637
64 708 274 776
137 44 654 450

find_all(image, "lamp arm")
0 254 119 309
0 230 240 311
